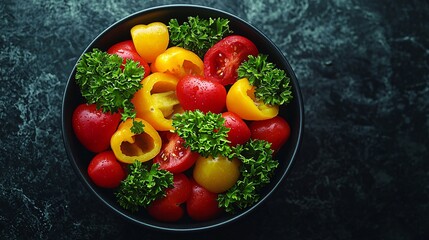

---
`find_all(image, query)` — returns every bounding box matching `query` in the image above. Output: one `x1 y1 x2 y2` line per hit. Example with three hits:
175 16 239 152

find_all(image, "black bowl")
62 4 304 232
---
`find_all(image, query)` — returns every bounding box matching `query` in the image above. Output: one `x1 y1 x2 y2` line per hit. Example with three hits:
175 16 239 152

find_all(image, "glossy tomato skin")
87 151 126 188
187 179 222 221
107 40 150 78
147 173 191 222
222 112 251 146
72 103 121 153
204 35 258 86
249 116 291 152
193 155 241 193
107 39 136 52
176 75 226 113
153 132 199 173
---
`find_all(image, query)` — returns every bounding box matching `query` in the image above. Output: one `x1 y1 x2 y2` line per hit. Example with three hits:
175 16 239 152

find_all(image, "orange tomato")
193 155 241 193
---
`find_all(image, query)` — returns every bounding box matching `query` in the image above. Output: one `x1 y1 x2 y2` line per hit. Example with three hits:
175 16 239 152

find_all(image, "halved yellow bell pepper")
131 22 169 63
131 72 182 131
226 78 279 120
110 118 162 164
150 46 204 79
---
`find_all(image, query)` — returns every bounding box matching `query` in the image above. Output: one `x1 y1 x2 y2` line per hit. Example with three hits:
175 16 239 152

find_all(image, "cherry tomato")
176 75 226 113
193 155 241 193
107 39 135 52
107 40 150 78
249 116 291 152
147 173 191 222
87 151 126 188
153 132 199 174
72 103 121 153
186 179 222 221
204 35 258 86
222 112 251 146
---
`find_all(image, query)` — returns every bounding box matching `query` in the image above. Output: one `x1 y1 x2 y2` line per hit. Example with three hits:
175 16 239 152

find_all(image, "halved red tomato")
204 35 258 86
153 132 199 173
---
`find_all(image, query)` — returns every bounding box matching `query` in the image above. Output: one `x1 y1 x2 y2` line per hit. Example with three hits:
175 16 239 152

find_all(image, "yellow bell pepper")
131 72 182 131
131 22 169 63
110 118 162 164
150 46 204 79
226 78 279 120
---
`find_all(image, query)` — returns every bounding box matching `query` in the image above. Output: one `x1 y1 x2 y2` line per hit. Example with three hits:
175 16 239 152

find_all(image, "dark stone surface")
1 0 428 239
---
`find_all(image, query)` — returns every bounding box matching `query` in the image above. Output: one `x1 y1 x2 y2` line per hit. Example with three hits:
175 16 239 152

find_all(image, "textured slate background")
1 0 428 239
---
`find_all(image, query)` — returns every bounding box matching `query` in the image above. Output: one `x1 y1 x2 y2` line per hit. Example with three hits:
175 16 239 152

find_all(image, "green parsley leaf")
115 162 173 212
168 16 232 58
218 139 278 213
75 48 144 134
217 180 259 213
172 110 231 158
237 54 293 106
130 119 144 135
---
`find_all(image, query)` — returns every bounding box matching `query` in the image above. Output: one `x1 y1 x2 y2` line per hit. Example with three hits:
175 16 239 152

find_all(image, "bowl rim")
62 3 304 232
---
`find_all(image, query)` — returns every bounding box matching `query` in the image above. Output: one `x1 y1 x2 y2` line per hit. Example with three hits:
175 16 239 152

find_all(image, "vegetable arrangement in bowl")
63 4 303 231
72 15 293 222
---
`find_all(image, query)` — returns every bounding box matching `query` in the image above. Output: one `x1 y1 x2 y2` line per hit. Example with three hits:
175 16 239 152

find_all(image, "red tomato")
107 40 150 77
72 103 121 153
186 179 222 221
222 112 251 146
153 132 199 173
107 39 136 52
249 116 291 152
147 173 191 222
176 75 226 113
204 35 258 86
87 151 126 188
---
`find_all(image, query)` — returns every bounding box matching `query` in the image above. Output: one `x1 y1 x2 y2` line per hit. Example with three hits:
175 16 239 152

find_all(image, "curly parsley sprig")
218 139 278 213
238 54 293 106
168 16 232 58
115 162 173 212
172 110 231 158
75 48 144 134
